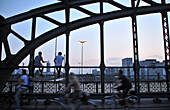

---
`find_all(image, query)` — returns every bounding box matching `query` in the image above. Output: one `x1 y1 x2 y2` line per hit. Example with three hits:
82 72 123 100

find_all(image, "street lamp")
78 41 87 74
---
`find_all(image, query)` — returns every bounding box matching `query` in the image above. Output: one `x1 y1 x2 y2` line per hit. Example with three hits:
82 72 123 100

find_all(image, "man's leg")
123 88 130 98
116 85 125 98
56 67 61 78
39 67 44 76
15 88 26 109
58 67 61 77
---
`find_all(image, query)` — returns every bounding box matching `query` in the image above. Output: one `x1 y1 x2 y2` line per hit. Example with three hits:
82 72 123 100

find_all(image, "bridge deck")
1 98 170 110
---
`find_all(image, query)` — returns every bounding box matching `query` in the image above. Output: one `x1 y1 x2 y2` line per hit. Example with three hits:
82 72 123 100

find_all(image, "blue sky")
0 0 170 73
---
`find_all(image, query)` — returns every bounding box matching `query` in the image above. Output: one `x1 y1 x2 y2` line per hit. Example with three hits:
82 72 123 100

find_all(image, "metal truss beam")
0 4 169 69
131 0 140 92
161 0 170 92
1 2 170 92
143 0 159 6
40 14 63 26
104 0 128 10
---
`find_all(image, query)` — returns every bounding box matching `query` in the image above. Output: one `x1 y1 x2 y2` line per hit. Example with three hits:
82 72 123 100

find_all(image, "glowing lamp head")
78 41 87 43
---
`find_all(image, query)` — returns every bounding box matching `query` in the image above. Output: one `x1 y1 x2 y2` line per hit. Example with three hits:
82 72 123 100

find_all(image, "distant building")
105 68 119 75
139 59 165 80
92 69 101 75
92 58 165 81
122 58 134 78
122 58 133 66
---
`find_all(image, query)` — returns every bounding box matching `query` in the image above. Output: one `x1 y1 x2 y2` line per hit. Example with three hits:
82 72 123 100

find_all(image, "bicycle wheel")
55 101 67 110
126 95 140 110
75 101 97 110
104 95 117 110
45 100 67 110
28 95 38 109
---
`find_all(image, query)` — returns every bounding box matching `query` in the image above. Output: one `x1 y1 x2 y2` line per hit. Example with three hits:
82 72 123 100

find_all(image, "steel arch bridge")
0 0 170 93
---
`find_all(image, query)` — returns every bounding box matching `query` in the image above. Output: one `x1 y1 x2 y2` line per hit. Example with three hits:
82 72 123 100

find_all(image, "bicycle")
44 95 67 110
74 91 98 110
47 91 97 110
104 89 140 110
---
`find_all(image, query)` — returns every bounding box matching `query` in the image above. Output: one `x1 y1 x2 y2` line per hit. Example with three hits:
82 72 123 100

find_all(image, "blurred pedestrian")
62 73 81 110
11 69 29 110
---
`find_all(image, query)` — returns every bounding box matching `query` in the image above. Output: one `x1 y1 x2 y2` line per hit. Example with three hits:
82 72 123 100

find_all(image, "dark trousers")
56 66 61 77
116 85 132 97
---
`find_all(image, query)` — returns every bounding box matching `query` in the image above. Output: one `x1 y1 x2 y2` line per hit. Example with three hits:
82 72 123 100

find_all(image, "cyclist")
114 70 132 98
62 73 82 110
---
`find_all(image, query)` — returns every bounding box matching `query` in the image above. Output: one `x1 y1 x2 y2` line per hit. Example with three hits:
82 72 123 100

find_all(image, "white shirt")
35 55 42 66
55 55 64 66
20 75 29 89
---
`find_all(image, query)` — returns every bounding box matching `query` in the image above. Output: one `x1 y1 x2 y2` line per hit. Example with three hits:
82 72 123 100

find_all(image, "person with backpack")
11 69 30 110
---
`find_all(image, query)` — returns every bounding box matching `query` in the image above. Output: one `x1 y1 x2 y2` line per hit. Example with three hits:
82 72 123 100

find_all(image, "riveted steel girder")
0 3 170 92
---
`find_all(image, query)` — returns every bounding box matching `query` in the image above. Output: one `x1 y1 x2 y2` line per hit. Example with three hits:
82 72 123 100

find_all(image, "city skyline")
0 0 170 69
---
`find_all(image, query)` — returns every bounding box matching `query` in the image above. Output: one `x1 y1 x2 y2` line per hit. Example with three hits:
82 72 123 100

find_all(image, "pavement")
0 98 170 110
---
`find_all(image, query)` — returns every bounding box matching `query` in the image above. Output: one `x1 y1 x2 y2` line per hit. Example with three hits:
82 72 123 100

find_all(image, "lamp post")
78 41 87 74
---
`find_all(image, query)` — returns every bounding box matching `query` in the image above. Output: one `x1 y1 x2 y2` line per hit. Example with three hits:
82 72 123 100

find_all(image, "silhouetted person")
54 52 64 78
114 70 132 98
11 69 29 110
35 51 47 76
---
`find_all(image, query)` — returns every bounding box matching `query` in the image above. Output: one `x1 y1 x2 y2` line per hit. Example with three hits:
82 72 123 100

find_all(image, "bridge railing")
2 80 168 93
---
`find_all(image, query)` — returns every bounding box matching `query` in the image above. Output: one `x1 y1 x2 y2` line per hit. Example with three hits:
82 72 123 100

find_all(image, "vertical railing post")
96 82 98 93
131 0 140 92
42 82 44 93
29 17 36 93
64 0 70 86
161 0 170 92
0 40 2 62
99 0 105 94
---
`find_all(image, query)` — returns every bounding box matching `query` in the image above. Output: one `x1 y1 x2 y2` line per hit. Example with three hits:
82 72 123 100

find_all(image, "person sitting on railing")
34 51 47 77
54 52 64 78
114 70 132 98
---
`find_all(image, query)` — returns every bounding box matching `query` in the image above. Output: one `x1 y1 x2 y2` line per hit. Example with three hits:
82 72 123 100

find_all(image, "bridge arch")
1 4 170 67
0 1 170 92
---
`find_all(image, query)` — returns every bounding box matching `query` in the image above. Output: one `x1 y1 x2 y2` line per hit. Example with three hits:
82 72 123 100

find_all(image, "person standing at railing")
11 69 29 110
54 52 64 78
35 51 47 77
114 70 132 98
